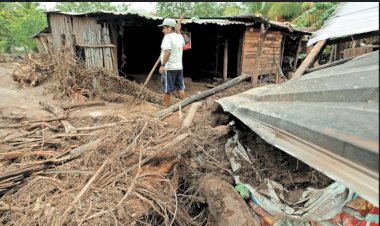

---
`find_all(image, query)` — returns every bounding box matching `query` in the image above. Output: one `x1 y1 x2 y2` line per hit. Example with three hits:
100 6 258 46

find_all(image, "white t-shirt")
160 33 185 70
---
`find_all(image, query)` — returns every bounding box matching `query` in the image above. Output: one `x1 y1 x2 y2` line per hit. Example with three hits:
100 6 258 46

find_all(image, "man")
158 18 186 108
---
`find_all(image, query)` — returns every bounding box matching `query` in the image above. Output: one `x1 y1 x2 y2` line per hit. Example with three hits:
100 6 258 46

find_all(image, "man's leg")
163 93 171 108
178 90 185 100
175 70 186 100
163 70 175 108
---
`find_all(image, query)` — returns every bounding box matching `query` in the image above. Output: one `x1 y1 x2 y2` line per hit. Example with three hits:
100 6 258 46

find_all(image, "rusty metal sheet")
215 51 379 206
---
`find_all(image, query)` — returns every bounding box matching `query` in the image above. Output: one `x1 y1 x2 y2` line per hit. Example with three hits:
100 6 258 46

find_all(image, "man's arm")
160 49 171 74
176 13 185 34
162 50 171 66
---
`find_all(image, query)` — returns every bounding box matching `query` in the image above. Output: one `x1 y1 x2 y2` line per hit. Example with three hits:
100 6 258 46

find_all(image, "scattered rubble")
0 56 377 225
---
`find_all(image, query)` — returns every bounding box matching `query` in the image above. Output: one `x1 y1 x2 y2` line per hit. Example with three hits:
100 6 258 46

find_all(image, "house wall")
34 35 52 54
48 14 116 72
241 28 282 75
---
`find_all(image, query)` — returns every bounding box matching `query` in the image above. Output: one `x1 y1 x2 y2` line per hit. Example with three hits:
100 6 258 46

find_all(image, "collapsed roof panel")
308 2 379 46
44 11 311 35
215 51 379 206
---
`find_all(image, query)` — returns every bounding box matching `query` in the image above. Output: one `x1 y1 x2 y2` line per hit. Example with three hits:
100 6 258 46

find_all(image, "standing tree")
156 2 194 17
193 2 225 17
156 2 230 17
292 2 339 29
0 2 46 52
243 2 272 17
223 3 244 16
9 3 47 51
55 2 118 13
267 2 303 21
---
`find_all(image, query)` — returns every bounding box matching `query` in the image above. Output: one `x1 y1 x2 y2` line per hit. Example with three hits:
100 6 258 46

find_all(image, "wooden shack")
34 11 311 83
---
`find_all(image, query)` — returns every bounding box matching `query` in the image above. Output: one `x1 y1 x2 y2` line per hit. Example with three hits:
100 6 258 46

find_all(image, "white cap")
158 18 176 28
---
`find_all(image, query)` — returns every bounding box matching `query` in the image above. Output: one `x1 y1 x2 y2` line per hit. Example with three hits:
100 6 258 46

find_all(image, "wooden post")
292 36 303 71
251 23 271 87
329 45 335 63
335 43 341 61
291 39 327 80
223 38 228 81
215 36 219 77
71 34 76 56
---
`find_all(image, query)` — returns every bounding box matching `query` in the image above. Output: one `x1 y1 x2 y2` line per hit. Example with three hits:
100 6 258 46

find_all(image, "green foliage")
267 2 303 21
156 2 229 17
292 2 338 29
223 3 244 16
243 2 272 17
156 2 195 17
193 2 225 17
55 2 118 13
0 2 47 53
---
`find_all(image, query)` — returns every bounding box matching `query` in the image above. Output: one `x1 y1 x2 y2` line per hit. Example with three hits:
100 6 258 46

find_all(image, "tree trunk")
154 73 251 119
198 174 259 226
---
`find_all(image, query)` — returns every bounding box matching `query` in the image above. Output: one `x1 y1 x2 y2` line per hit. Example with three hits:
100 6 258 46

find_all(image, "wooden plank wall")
241 28 282 75
49 14 115 71
49 14 74 53
342 46 373 59
35 38 45 53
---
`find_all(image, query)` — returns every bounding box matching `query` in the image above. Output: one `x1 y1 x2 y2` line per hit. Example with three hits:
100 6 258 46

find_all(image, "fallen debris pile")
11 54 53 88
0 99 199 225
11 51 163 105
2 70 377 225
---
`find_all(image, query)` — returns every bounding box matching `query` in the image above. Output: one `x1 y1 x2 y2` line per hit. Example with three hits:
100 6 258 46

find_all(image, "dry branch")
182 102 203 128
61 101 105 110
39 101 77 133
27 122 59 131
0 150 56 161
76 122 128 132
58 157 109 226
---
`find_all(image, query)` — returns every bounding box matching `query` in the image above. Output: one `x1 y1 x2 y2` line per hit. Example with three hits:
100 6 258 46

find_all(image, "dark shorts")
161 70 185 93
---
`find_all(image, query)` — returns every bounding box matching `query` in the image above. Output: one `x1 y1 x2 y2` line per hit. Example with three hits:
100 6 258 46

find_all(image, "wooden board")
241 29 282 75
342 46 373 58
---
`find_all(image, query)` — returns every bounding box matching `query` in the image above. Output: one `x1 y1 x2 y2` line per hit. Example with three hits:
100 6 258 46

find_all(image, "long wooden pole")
251 23 270 87
291 39 327 79
134 13 186 103
223 38 228 81
155 73 252 119
133 56 161 102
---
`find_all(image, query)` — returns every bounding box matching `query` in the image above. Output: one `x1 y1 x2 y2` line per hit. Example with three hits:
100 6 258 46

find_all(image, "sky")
39 2 157 14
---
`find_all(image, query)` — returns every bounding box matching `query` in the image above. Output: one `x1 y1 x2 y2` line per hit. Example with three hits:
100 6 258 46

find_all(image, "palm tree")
0 2 15 11
13 2 40 12
267 2 303 22
292 2 338 29
243 2 272 17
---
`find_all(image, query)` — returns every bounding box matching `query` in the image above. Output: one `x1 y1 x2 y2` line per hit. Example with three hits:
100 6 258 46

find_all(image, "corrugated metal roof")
308 2 379 46
32 27 49 38
45 11 311 34
46 10 164 20
215 51 379 206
